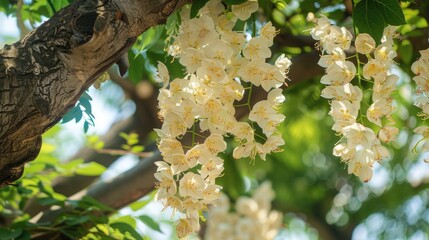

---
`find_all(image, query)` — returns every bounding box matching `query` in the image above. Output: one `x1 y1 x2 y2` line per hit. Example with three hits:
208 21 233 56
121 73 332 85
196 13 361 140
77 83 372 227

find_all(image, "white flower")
155 62 170 87
321 83 362 102
177 218 199 238
381 25 398 44
318 47 346 68
358 163 373 182
249 100 285 136
204 39 234 64
161 111 188 138
374 43 397 62
185 144 212 165
260 21 279 43
378 126 399 143
204 133 227 154
179 48 204 73
260 64 285 91
197 59 228 84
275 54 292 78
355 33 376 54
414 126 429 138
329 100 358 124
179 172 206 199
362 59 387 80
310 15 331 40
231 0 259 21
372 74 398 101
243 37 272 60
199 156 224 182
342 123 376 147
321 61 356 86
367 99 393 126
231 121 254 141
267 88 286 105
238 58 267 86
201 183 222 203
221 31 246 53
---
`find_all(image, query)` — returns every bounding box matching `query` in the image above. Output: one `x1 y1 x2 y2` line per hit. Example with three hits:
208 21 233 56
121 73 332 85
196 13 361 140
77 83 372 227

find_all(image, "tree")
0 0 428 239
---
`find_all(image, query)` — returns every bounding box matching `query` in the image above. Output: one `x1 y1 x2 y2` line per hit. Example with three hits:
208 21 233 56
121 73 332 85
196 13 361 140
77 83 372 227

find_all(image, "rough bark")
0 0 189 187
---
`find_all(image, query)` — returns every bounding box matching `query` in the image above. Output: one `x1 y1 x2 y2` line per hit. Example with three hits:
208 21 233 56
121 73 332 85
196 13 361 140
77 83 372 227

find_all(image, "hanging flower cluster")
154 0 290 237
205 182 283 240
411 49 429 162
311 16 399 182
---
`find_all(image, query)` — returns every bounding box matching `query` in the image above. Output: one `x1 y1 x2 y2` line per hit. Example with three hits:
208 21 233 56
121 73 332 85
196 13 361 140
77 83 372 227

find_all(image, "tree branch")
0 0 190 187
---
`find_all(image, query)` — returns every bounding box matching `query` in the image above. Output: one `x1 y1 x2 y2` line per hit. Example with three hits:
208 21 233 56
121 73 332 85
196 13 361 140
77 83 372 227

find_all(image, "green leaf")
353 0 406 42
129 199 151 211
78 196 115 212
110 222 142 240
110 216 142 240
0 228 22 240
75 162 106 176
38 197 64 206
190 0 210 18
138 26 164 52
131 146 144 153
398 39 413 64
128 53 146 83
138 215 163 233
217 153 245 199
223 0 247 5
64 215 91 225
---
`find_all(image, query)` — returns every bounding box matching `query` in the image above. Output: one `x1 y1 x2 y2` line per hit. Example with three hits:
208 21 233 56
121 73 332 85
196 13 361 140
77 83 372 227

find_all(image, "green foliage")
62 91 95 133
137 215 163 233
353 0 405 42
191 0 210 18
120 132 145 153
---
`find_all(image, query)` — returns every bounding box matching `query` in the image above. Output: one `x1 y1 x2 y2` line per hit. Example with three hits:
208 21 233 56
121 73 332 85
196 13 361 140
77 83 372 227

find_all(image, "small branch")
107 67 136 97
96 148 153 158
16 0 30 37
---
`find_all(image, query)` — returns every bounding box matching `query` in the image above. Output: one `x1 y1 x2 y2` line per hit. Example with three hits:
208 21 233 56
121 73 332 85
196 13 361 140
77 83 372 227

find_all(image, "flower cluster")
411 49 429 162
311 16 399 181
205 182 283 240
155 0 290 237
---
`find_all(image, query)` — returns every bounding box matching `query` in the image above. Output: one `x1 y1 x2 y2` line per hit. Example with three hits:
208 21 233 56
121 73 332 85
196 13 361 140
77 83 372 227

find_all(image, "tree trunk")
0 0 189 186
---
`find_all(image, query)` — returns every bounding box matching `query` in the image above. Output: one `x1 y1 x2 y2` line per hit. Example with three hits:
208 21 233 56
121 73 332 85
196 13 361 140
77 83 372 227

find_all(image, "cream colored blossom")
231 0 259 21
156 1 288 237
204 40 234 64
243 37 272 60
177 218 198 238
329 100 358 124
367 99 393 126
260 21 279 43
179 172 206 199
342 123 376 147
415 126 429 138
378 126 399 143
179 48 204 73
321 61 356 86
205 133 227 154
318 47 346 68
362 59 388 80
156 62 170 87
355 33 376 54
206 182 282 240
275 54 292 78
310 15 331 40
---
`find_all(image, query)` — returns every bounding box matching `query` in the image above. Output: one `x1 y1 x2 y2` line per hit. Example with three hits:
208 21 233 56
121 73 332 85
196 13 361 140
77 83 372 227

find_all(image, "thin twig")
96 148 153 158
